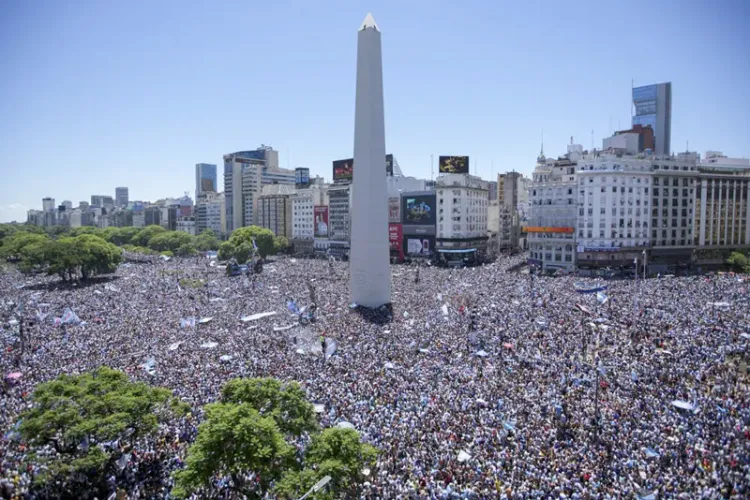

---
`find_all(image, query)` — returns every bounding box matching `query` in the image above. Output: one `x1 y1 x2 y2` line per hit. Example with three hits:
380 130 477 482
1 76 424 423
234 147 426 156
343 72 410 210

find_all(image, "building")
488 181 498 202
386 175 431 197
176 217 196 236
328 184 352 259
257 184 295 240
435 173 489 265
61 200 73 211
695 159 750 251
292 184 329 255
195 163 218 197
633 82 672 156
574 153 654 271
223 146 295 232
91 195 114 210
79 201 89 210
195 191 226 236
115 187 129 208
527 143 580 272
42 197 55 212
144 206 162 227
68 209 82 228
295 167 311 189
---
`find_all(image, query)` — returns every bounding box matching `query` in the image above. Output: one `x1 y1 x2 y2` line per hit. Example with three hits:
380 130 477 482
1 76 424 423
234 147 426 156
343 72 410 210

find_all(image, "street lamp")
642 249 647 280
298 475 331 500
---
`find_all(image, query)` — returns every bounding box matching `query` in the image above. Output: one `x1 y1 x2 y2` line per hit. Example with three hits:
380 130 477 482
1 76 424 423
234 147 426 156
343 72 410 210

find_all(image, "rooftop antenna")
591 129 594 151
430 154 434 180
541 129 544 156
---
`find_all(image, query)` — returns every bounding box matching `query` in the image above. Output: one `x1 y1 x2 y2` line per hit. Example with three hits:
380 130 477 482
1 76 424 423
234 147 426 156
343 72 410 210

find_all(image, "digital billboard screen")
438 155 469 174
314 206 329 238
386 154 394 176
402 194 436 226
332 159 353 182
404 235 435 257
389 223 403 255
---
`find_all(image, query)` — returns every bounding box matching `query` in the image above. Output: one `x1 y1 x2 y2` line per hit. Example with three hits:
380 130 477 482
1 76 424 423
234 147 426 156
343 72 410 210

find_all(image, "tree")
147 231 193 253
103 226 142 246
73 234 122 279
274 428 378 499
176 242 197 257
0 231 49 261
727 251 749 273
13 235 122 281
195 229 221 251
18 367 187 498
274 235 290 254
227 226 275 259
68 226 102 238
217 241 235 261
130 224 166 247
173 377 374 499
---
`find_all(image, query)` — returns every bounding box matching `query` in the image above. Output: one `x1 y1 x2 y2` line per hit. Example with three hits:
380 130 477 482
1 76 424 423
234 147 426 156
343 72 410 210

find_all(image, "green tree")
227 226 275 258
176 242 197 257
173 377 374 499
18 367 187 498
274 428 378 499
727 251 749 273
103 226 142 246
0 231 49 261
0 223 20 245
195 229 221 251
73 234 122 279
217 241 236 261
46 225 70 237
147 230 193 252
69 226 102 238
130 224 166 247
274 235 290 254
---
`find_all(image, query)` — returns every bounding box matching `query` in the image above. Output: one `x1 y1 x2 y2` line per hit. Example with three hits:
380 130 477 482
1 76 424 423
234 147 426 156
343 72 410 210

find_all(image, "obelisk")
349 13 391 308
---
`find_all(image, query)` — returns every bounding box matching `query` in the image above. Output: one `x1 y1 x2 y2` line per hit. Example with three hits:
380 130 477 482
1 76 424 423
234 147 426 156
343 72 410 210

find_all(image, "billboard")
388 197 401 223
386 154 394 176
389 223 403 257
332 159 354 182
404 235 435 257
438 155 469 174
402 194 436 226
523 226 575 234
333 155 394 181
314 206 329 238
295 168 310 189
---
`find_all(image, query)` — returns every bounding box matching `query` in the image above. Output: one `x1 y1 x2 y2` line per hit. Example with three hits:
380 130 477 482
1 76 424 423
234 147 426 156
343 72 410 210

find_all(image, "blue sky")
1 0 748 222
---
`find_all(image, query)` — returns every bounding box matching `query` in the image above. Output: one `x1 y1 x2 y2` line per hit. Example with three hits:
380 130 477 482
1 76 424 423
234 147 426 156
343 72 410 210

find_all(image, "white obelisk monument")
349 13 391 308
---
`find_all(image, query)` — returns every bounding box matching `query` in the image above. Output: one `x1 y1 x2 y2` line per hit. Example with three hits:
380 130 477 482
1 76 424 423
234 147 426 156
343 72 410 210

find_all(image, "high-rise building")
292 184 329 255
527 143 580 272
195 191 226 236
223 146 295 233
115 187 129 208
328 184 352 259
79 201 89 210
91 195 114 210
61 200 73 211
195 163 218 198
633 82 672 156
349 13 391 308
257 184 295 240
42 197 55 212
435 174 489 264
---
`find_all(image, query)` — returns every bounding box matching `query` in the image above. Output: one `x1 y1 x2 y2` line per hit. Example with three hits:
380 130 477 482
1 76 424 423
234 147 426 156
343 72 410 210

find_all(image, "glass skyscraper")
195 163 218 197
632 82 672 156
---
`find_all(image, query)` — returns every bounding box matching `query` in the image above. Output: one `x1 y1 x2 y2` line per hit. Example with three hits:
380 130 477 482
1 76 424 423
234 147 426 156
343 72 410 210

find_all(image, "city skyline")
2 0 749 223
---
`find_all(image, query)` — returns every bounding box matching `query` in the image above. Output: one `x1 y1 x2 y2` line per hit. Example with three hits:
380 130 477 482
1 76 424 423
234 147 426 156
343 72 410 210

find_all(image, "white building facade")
435 173 489 263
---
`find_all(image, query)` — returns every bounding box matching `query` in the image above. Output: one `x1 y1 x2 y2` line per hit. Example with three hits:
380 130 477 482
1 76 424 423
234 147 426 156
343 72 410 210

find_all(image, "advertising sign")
438 155 469 174
404 235 435 257
333 155 394 181
402 194 436 226
523 226 575 234
332 159 353 181
388 197 401 223
389 223 403 257
313 206 329 238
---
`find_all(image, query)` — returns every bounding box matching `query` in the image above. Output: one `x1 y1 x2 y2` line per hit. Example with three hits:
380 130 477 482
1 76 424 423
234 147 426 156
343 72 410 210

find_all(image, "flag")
180 317 196 329
596 292 609 304
60 308 81 325
252 239 258 251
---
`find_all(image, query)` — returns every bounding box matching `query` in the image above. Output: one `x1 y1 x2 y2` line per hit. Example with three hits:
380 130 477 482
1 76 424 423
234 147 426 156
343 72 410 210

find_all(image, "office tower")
349 13 391 308
195 163 218 197
632 82 672 156
196 192 226 236
61 200 73 211
223 146 295 232
115 187 129 208
42 197 55 212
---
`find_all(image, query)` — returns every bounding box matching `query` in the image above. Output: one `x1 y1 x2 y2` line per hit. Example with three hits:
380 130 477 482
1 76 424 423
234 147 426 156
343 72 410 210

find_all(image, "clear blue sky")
1 0 748 222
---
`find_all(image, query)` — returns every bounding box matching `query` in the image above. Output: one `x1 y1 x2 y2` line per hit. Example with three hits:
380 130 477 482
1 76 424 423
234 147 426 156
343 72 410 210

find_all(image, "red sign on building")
389 223 404 261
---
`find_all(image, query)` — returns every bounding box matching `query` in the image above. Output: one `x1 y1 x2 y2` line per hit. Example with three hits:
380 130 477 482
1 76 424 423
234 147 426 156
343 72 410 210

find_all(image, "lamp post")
642 249 647 280
298 475 331 500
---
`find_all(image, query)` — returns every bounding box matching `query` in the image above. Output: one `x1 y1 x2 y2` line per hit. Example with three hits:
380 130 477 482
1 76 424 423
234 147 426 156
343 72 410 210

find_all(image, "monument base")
352 302 393 325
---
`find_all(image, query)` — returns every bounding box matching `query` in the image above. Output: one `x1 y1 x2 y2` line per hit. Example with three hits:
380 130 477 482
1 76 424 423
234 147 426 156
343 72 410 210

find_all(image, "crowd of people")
1 253 749 498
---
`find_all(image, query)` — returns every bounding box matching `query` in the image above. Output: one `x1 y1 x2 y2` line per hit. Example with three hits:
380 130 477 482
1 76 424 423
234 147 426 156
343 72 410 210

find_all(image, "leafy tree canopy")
173 377 375 499
227 226 276 259
18 366 187 498
130 225 166 247
147 230 193 252
195 229 220 251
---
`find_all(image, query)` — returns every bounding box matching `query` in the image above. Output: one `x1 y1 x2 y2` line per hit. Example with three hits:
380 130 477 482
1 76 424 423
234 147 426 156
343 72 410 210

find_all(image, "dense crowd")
1 254 749 499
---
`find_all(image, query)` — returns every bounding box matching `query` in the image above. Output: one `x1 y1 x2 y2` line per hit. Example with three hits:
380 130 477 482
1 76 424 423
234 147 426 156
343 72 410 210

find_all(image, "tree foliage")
147 230 193 253
173 377 375 499
219 226 276 262
0 231 49 260
195 229 220 251
18 367 187 498
130 224 166 247
274 235 290 254
727 251 750 273
103 226 142 246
